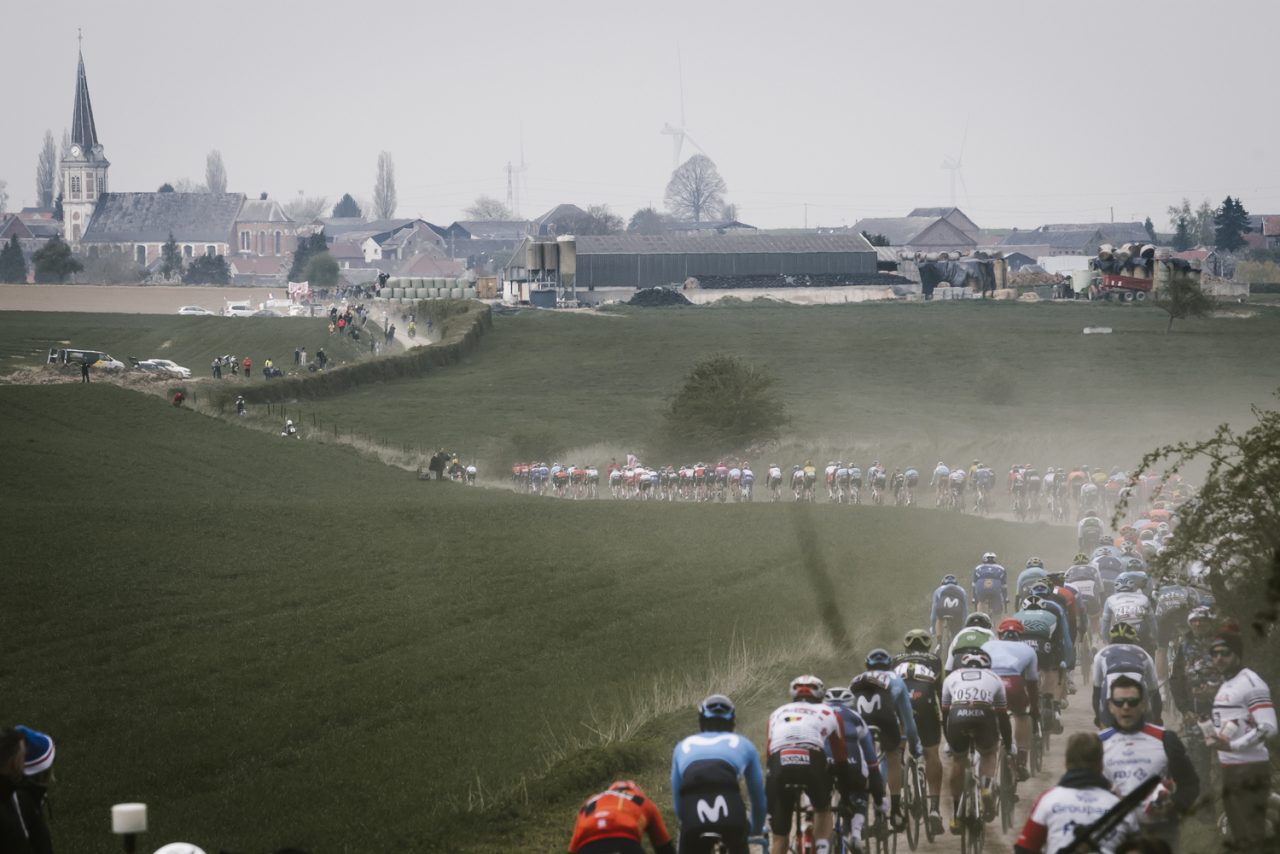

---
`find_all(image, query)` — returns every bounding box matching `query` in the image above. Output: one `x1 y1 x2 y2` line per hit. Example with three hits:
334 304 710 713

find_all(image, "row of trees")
0 235 83 284
1167 196 1253 252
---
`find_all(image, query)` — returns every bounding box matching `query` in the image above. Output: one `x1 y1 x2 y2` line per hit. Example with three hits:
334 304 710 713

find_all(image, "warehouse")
504 232 880 299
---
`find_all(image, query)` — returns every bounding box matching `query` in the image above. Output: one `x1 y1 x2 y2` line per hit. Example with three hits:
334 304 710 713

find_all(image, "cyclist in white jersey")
941 649 1011 831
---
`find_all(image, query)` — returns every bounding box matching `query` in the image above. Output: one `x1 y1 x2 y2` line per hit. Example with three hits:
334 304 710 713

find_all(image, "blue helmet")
1115 572 1137 592
865 648 893 670
942 574 958 586
698 694 736 721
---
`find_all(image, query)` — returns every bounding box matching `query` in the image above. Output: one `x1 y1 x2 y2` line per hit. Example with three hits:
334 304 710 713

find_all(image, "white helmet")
286 420 293 427
789 674 825 701
154 845 208 854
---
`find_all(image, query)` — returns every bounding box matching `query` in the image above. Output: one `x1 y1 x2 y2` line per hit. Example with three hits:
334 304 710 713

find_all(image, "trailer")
1097 273 1153 302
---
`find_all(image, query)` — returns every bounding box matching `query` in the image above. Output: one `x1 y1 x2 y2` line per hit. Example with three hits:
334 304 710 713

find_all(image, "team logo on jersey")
779 749 810 766
856 694 881 715
696 795 730 823
942 596 962 610
680 734 740 753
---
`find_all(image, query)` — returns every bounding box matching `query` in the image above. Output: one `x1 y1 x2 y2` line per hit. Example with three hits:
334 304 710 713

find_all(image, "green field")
289 301 1280 475
3 299 1278 852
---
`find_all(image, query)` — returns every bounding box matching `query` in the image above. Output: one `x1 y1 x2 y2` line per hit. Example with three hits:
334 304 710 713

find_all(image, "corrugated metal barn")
507 233 878 290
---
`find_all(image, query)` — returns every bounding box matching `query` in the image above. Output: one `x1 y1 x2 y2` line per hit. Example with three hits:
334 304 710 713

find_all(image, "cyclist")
825 461 838 501
834 461 851 504
903 466 920 505
1015 558 1048 600
1090 622 1162 728
1093 549 1125 599
848 464 863 504
870 462 887 504
1101 573 1156 655
802 460 818 501
972 463 995 512
850 650 922 833
941 649 1012 831
971 552 1008 617
280 419 299 438
1077 513 1105 553
740 463 754 502
671 695 765 854
790 465 804 501
1063 554 1104 638
930 575 968 649
944 613 996 672
1012 594 1066 734
988 619 1040 781
823 686 887 852
765 676 855 854
893 630 946 836
235 394 247 416
930 461 950 505
947 466 967 510
891 468 906 505
1170 606 1223 730
766 464 782 501
1044 571 1080 693
569 780 676 854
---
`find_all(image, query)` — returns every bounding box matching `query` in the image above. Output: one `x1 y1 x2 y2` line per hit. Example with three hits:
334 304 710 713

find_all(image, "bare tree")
664 154 727 223
0 179 8 215
36 130 57 209
284 195 329 222
373 151 397 219
720 201 739 221
465 195 513 221
56 130 70 201
205 150 227 194
171 178 207 193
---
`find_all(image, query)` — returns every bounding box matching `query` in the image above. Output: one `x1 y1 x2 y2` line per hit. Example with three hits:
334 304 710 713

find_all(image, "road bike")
957 744 985 854
784 783 816 854
902 750 931 849
997 742 1018 835
973 485 990 515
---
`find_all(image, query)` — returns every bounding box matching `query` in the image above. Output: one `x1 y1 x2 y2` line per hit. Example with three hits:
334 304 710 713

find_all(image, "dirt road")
0 284 288 314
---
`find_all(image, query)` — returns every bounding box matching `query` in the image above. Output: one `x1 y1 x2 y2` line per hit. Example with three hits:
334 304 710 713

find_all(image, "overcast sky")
4 0 1277 230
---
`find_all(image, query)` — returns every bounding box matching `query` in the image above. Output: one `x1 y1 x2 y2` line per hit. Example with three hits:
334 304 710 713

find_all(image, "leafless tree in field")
373 151 397 219
205 150 228 194
664 154 726 223
36 130 57 209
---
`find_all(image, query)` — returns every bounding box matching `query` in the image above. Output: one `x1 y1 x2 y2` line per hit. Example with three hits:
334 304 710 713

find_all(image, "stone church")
64 45 309 275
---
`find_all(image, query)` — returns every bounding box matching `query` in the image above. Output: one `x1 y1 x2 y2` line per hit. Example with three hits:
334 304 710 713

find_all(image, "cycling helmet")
865 648 893 670
1026 557 1044 569
903 629 932 652
286 419 293 427
1021 594 1045 610
1029 582 1052 597
790 674 825 701
965 613 993 630
982 552 997 564
942 574 958 586
997 618 1025 638
698 694 736 721
1108 622 1140 644
824 686 854 707
1115 574 1137 593
1187 606 1215 626
1072 553 1090 565
609 780 641 794
959 650 992 669
1047 571 1066 585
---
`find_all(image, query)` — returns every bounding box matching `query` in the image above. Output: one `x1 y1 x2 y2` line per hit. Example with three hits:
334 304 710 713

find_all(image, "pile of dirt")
627 288 692 307
0 364 179 390
1009 270 1063 287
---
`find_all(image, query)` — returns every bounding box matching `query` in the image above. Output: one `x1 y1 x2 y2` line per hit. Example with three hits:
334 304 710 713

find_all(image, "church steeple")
71 43 100 151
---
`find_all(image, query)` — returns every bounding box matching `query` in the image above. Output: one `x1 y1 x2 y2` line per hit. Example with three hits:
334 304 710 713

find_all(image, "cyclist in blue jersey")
851 649 923 832
971 552 1008 617
824 686 888 851
930 575 969 649
671 694 766 854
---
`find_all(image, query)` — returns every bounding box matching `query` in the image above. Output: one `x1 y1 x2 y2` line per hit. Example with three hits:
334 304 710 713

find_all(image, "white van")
223 300 254 317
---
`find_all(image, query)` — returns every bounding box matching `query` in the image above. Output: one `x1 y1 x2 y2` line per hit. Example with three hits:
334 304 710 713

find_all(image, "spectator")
242 356 252 379
211 357 221 380
1100 676 1198 852
14 726 55 854
337 316 346 334
1014 732 1139 854
316 349 327 370
80 356 90 384
300 347 307 367
293 346 301 366
172 391 185 407
0 727 32 853
1207 631 1276 849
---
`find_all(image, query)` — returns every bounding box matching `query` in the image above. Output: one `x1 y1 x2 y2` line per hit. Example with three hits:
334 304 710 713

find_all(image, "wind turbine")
506 129 529 218
661 47 709 169
941 121 969 208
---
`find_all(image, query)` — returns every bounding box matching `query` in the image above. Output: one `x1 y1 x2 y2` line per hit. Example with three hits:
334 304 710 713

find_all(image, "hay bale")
993 288 1018 300
1018 292 1042 302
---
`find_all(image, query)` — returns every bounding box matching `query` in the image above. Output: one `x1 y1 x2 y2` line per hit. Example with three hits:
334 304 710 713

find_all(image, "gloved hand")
911 742 924 759
1008 743 1018 757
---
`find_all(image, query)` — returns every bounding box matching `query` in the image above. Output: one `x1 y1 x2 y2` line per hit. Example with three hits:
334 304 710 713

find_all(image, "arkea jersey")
1015 781 1139 854
941 668 1007 712
766 702 848 761
1212 667 1278 765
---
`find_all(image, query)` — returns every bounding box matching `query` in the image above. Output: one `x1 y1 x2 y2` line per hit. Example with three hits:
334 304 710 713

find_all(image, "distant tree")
1214 196 1251 253
288 232 328 282
157 183 175 193
304 251 339 287
205 150 227 194
720 202 739 222
172 178 206 193
53 193 63 223
332 193 363 219
1144 216 1156 244
0 179 8 215
79 251 143 284
284 195 328 222
159 233 184 280
861 230 890 247
1236 260 1280 286
665 154 727 223
1153 271 1215 333
36 130 57 209
465 195 512 221
373 151 397 219
663 355 789 456
561 204 624 236
1195 199 1215 245
56 130 70 201
1167 198 1215 246
628 207 668 235
183 254 230 285
0 235 27 283
31 236 82 283
1173 217 1192 251
259 192 268 201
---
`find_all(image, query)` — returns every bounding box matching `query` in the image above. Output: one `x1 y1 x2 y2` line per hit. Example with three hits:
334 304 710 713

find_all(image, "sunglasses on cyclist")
1210 648 1236 658
1108 696 1143 708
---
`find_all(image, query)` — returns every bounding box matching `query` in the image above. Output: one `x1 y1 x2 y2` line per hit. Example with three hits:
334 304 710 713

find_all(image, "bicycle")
973 485 990 515
783 783 816 854
997 743 1017 835
1038 690 1056 758
957 744 985 854
902 750 929 850
866 798 894 854
698 831 769 854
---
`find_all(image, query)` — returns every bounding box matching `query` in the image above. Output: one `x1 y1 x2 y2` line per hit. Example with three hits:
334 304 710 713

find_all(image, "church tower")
61 42 110 245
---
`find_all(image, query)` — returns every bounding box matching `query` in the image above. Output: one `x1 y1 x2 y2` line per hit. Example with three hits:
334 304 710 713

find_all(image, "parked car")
176 305 215 316
251 309 282 317
132 358 192 379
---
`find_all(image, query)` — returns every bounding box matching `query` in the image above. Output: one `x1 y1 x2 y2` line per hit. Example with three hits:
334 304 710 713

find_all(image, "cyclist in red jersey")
569 780 675 854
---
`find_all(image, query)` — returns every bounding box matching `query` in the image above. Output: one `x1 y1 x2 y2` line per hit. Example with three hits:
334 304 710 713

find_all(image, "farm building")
503 232 880 299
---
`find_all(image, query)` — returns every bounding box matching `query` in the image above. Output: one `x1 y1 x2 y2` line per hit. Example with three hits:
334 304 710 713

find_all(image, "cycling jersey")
1090 643 1161 727
671 731 767 842
767 466 782 484
983 638 1040 716
1153 584 1195 645
971 563 1007 606
1012 607 1063 670
1100 723 1199 816
570 786 675 854
766 702 848 758
1212 667 1278 766
1015 568 1048 598
942 668 1008 754
1169 633 1222 720
849 669 921 754
893 652 943 748
1101 591 1154 651
931 464 949 485
929 583 969 627
1064 564 1103 614
765 702 851 835
849 467 863 485
825 705 884 801
945 627 995 671
1014 770 1140 854
904 468 920 485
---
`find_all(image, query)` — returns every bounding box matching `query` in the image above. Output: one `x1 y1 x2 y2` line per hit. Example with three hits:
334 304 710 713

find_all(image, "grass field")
2 383 1071 852
287 301 1280 475
0 311 386 378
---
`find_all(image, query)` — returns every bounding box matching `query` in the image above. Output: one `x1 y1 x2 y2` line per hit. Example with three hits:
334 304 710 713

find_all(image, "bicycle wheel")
1030 728 1042 776
903 758 921 851
998 754 1015 835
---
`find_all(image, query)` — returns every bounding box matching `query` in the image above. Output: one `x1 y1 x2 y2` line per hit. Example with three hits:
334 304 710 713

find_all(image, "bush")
661 354 789 457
